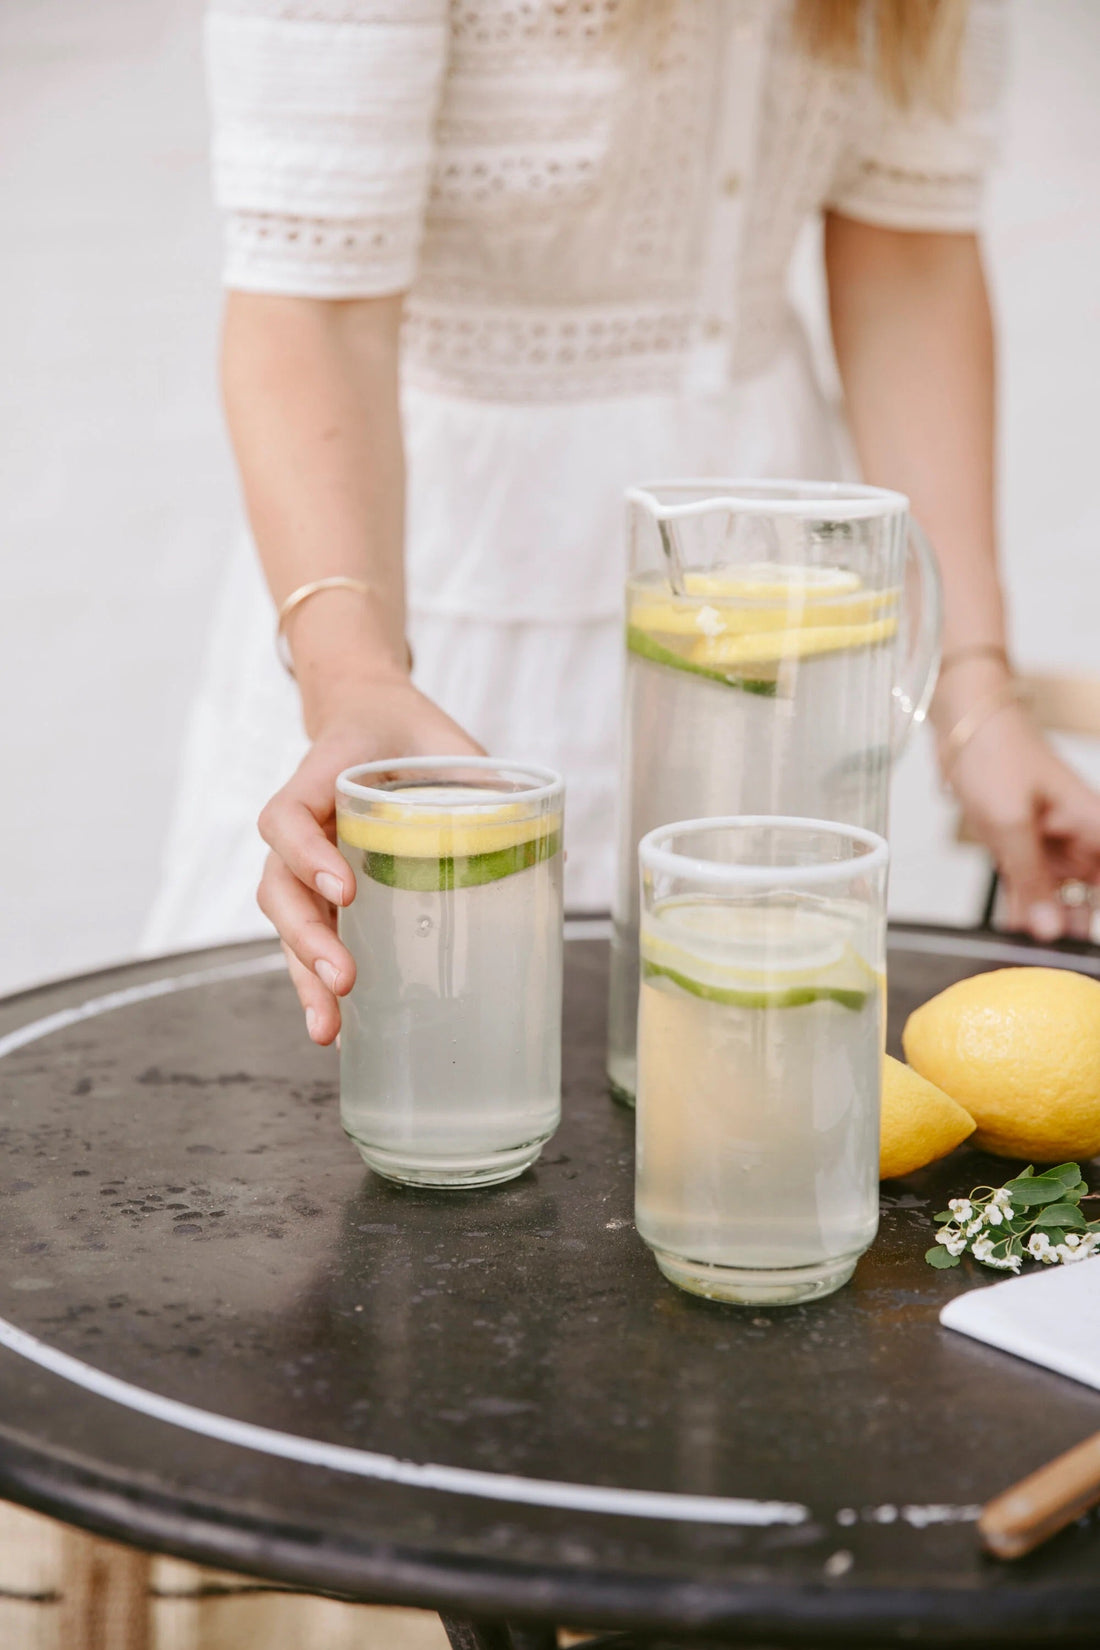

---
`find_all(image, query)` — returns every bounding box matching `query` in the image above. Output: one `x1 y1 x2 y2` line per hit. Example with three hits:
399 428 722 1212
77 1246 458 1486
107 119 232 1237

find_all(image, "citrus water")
608 564 899 1102
634 897 883 1304
337 786 563 1187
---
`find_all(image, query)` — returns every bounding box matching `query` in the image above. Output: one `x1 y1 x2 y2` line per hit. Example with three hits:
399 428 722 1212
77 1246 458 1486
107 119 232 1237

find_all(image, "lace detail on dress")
207 0 1008 399
402 300 695 402
224 211 420 296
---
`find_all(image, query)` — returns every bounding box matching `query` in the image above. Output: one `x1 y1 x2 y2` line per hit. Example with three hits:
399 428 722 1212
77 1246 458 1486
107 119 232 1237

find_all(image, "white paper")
940 1257 1100 1390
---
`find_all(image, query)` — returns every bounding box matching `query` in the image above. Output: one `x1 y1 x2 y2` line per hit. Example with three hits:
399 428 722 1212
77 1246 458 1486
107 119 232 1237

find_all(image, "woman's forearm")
221 291 409 734
824 217 1006 735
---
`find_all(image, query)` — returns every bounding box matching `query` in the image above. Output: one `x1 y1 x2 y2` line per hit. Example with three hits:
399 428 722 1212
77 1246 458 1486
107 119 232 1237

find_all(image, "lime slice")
337 789 562 890
361 829 562 892
626 626 778 696
640 902 880 1011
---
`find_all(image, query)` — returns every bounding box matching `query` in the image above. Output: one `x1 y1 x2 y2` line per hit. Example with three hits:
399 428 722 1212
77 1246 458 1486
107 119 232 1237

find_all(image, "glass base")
650 1247 859 1306
606 1052 637 1109
349 1134 549 1189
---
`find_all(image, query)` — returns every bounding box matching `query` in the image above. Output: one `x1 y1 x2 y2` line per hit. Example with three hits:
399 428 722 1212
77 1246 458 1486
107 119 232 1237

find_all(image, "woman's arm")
223 292 479 1043
825 216 1100 938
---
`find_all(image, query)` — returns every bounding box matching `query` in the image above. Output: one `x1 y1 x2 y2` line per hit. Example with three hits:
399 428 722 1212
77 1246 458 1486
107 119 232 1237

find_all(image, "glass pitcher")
607 479 941 1105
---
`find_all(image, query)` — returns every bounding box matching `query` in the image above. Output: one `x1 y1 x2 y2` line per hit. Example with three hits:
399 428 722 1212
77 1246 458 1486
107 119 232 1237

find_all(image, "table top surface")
0 923 1098 1646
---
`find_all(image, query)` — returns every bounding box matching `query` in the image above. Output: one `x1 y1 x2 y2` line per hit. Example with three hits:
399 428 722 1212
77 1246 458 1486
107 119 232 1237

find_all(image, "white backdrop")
2 0 1099 995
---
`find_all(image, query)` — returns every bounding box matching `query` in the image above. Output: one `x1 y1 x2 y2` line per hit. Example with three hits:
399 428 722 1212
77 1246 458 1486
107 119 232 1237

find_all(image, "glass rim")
626 477 909 523
336 755 563 809
639 816 890 888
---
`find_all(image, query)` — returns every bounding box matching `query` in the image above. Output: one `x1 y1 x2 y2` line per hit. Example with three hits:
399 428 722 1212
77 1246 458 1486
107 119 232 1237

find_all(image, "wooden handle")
979 1431 1100 1559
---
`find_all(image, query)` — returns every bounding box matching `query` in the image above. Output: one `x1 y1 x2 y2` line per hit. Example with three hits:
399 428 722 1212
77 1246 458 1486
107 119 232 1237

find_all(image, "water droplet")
416 916 432 937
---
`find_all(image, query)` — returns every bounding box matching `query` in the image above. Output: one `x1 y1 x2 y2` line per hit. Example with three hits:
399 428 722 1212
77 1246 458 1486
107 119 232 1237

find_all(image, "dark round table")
0 923 1097 1649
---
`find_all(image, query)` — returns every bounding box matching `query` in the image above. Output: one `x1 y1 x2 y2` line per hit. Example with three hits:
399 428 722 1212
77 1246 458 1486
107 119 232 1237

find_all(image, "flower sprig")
925 1162 1100 1274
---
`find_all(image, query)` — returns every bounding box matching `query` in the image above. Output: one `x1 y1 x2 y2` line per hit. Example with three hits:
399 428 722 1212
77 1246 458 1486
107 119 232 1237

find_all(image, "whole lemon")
880 1055 976 1180
903 966 1100 1161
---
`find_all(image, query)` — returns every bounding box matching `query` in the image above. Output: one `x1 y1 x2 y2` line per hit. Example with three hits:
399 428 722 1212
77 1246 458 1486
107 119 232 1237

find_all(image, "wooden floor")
0 1504 450 1650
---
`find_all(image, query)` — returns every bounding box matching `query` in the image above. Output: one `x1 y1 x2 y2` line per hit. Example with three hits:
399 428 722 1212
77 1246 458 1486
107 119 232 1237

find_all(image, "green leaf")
1004 1177 1070 1207
1042 1163 1084 1186
933 1212 955 1224
1034 1203 1089 1230
926 1246 962 1268
1043 1227 1066 1247
1013 1166 1036 1180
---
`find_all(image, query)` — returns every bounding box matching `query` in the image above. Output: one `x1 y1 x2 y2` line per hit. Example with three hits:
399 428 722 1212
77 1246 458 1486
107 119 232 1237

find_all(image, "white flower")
992 1188 1014 1211
949 1199 973 1220
986 1205 1004 1226
965 1216 986 1238
945 1233 967 1257
969 1234 1022 1271
1065 1234 1081 1248
936 1228 967 1255
1028 1232 1055 1262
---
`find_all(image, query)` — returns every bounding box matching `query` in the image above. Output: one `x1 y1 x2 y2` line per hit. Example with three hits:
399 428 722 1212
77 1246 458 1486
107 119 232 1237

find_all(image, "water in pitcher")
337 785 563 1187
634 895 883 1304
607 563 899 1102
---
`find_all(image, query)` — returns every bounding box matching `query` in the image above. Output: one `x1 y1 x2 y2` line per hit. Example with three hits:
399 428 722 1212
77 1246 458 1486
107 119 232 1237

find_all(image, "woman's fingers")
258 759 356 909
987 815 1065 941
257 851 356 1001
282 942 342 1046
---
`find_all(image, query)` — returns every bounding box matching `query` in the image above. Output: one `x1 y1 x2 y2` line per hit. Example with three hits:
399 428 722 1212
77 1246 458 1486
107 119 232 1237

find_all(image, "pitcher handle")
892 516 943 755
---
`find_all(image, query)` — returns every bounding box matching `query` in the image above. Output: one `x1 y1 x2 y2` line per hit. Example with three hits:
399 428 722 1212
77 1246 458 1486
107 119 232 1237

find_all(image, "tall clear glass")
635 816 888 1306
608 478 938 1105
336 757 564 1188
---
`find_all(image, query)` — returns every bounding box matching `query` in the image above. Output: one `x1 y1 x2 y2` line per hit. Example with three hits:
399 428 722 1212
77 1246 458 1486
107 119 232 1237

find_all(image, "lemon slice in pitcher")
627 565 899 685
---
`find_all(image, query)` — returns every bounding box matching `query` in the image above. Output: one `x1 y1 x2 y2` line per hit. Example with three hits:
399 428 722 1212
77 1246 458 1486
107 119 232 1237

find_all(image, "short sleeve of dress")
826 0 1008 233
205 0 449 297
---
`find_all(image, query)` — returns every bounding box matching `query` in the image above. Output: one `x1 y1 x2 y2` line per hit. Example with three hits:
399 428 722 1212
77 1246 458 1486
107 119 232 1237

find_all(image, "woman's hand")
943 698 1100 942
257 675 483 1046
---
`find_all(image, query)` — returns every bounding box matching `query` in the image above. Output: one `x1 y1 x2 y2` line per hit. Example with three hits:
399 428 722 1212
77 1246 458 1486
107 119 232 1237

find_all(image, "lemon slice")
685 564 862 601
625 625 779 695
640 902 879 1010
338 788 562 890
689 615 898 668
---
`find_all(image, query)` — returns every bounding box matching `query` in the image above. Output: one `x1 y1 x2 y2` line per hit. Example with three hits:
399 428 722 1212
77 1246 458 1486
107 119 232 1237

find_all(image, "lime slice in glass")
337 788 562 890
640 900 879 1010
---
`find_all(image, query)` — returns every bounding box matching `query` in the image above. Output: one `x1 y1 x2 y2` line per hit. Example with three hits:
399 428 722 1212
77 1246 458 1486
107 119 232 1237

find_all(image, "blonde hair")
795 0 970 112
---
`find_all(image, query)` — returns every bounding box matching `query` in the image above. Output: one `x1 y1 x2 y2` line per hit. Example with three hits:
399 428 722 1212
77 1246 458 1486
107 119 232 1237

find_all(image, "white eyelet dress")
142 0 1006 949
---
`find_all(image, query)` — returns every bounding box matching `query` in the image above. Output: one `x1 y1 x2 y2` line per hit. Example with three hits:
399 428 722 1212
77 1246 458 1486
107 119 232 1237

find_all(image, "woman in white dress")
145 0 1100 1043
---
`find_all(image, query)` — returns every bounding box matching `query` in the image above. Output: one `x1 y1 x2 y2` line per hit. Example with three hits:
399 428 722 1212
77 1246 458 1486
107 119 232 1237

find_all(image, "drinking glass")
335 757 564 1188
635 816 888 1305
608 478 938 1104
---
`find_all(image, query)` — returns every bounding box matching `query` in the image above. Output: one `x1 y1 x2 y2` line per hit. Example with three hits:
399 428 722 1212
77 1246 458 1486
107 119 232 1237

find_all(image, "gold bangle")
941 680 1026 775
275 577 374 676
